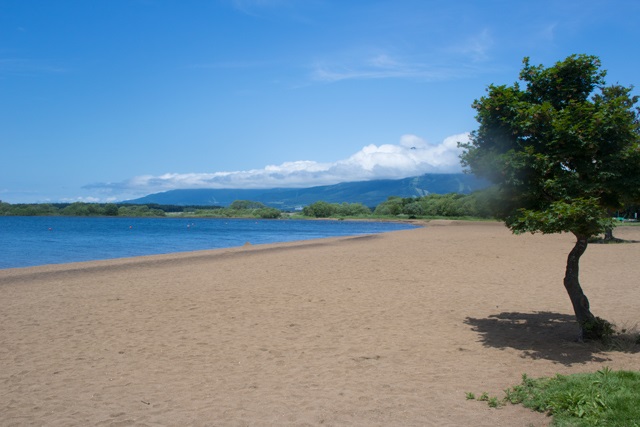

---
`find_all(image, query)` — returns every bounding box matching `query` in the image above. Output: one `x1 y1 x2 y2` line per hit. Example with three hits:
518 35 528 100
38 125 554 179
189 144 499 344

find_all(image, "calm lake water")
0 216 416 269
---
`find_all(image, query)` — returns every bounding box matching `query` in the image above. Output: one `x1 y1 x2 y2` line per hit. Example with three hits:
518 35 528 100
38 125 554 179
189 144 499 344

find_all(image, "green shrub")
498 369 640 426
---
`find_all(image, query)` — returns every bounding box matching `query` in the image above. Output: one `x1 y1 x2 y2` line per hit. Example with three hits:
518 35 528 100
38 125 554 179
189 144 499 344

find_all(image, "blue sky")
2 0 639 203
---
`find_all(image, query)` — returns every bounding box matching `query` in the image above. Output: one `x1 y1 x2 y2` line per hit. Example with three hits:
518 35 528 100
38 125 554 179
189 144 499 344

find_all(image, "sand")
1 221 638 427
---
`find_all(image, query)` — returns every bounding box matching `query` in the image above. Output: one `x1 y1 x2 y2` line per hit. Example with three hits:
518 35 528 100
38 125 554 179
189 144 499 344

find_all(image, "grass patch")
470 368 640 426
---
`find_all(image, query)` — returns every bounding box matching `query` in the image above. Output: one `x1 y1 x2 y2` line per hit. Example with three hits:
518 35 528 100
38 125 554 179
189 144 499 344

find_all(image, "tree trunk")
563 234 601 340
603 227 614 241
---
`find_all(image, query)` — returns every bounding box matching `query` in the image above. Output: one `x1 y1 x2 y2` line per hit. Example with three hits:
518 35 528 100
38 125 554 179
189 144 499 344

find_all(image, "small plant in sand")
596 322 640 352
487 396 501 408
466 391 503 408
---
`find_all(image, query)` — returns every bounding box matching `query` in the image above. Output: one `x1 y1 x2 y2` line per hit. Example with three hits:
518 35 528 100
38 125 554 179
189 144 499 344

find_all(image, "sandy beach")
1 221 638 427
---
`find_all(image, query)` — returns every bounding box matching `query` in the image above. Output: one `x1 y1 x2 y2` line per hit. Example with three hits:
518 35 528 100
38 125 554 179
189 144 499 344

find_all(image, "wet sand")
1 221 638 426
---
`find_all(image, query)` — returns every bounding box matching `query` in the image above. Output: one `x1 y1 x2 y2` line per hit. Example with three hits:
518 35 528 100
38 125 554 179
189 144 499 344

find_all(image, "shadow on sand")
464 311 639 366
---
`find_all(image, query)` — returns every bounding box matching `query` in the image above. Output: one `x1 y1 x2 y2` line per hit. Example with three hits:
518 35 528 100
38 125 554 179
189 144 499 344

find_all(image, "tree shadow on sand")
465 311 639 366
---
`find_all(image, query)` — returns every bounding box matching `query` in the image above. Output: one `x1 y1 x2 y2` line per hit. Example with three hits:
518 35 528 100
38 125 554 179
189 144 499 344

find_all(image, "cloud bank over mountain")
85 133 469 200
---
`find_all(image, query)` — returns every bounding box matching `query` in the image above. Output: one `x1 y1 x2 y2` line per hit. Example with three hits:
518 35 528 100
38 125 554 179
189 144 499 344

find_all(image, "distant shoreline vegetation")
0 200 281 219
0 191 499 220
2 190 638 222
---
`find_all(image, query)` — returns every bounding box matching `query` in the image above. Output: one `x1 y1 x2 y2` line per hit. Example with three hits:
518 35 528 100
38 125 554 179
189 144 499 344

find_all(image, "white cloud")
85 133 470 199
450 29 494 62
59 196 104 203
310 54 450 83
309 42 496 84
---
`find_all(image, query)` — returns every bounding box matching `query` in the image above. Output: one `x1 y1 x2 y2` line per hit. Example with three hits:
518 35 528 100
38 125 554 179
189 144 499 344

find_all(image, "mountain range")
125 173 489 210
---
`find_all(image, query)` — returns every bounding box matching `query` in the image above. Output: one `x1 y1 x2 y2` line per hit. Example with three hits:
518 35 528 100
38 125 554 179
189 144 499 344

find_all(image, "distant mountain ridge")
125 173 488 210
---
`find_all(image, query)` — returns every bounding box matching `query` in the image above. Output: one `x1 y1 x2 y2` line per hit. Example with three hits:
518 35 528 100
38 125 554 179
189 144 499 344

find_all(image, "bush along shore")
0 190 498 219
2 190 638 222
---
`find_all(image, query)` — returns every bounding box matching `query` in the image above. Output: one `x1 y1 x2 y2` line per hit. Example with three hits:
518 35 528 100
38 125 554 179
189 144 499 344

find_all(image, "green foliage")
460 54 640 238
192 208 236 217
301 201 373 218
372 191 494 219
254 207 282 219
0 201 281 219
191 201 282 219
229 200 267 210
336 202 371 217
580 317 615 343
510 198 615 236
373 197 405 216
499 369 640 426
103 203 119 216
467 391 503 408
0 203 59 216
0 202 167 217
302 201 339 218
299 201 375 218
60 202 97 216
117 205 166 217
487 396 501 408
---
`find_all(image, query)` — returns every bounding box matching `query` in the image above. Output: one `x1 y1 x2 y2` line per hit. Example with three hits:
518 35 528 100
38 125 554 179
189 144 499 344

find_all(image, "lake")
0 216 416 269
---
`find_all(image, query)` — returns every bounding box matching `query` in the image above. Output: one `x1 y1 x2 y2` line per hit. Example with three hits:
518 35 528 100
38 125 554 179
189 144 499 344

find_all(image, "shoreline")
0 233 381 281
0 219 490 274
3 217 629 274
2 222 638 426
0 216 417 271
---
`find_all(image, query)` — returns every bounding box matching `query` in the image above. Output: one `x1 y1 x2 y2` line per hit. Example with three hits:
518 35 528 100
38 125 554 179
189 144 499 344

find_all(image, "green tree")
460 54 640 340
303 201 338 218
424 193 467 216
336 202 371 216
254 207 282 219
117 205 166 217
103 203 119 216
229 200 266 210
403 201 425 217
61 202 91 216
373 196 404 216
